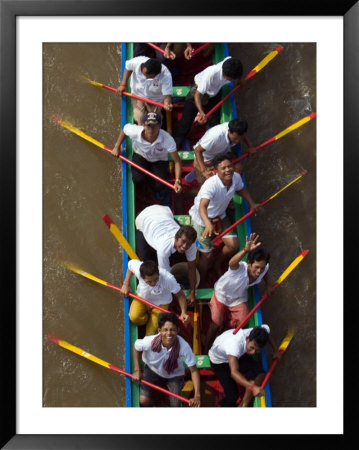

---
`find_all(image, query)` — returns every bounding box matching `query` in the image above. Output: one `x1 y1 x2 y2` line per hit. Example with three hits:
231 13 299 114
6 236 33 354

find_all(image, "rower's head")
222 57 243 82
157 312 180 347
143 112 161 138
212 153 234 184
228 118 248 144
140 260 160 287
247 247 270 280
142 58 162 78
245 326 269 355
174 226 197 253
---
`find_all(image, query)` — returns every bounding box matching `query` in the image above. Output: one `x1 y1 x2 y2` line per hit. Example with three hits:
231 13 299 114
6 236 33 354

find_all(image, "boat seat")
172 86 191 98
183 354 211 370
169 150 194 161
174 214 192 225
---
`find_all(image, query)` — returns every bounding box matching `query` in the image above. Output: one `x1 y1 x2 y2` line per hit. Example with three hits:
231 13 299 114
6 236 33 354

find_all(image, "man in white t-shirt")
120 259 190 336
135 204 198 304
203 233 272 352
117 57 173 125
193 118 256 185
112 112 182 196
208 324 280 407
133 312 201 407
189 153 260 281
174 56 245 150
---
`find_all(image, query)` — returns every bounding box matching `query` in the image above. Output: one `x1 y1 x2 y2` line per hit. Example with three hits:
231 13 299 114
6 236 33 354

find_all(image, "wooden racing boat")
120 42 272 407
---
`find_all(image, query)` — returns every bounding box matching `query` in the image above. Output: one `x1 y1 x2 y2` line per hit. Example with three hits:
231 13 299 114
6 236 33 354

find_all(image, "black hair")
212 152 234 169
228 118 248 136
248 326 269 347
143 58 161 76
140 260 159 278
222 57 243 79
158 312 180 329
247 247 270 264
175 225 197 243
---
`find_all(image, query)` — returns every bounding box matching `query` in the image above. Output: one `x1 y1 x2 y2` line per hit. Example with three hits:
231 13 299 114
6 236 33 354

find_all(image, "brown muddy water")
43 42 316 407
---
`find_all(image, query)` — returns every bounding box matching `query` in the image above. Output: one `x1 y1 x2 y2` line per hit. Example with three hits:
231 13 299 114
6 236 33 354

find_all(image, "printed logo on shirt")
154 144 164 152
151 285 163 295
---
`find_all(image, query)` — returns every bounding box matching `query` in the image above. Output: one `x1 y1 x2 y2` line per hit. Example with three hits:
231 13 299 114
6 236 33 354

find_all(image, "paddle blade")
246 46 283 79
275 249 309 285
82 75 103 87
275 112 316 141
47 335 111 369
103 214 139 260
52 117 107 151
64 263 109 287
279 329 295 353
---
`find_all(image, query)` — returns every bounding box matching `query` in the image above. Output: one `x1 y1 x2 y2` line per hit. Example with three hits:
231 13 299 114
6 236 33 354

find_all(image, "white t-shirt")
123 124 177 162
195 122 232 162
194 56 231 97
134 334 196 378
135 205 197 272
125 56 173 102
128 259 181 305
208 325 270 365
189 173 244 226
214 261 269 306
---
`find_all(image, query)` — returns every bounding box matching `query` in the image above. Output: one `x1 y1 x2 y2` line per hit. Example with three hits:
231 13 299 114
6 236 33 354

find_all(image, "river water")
43 42 316 407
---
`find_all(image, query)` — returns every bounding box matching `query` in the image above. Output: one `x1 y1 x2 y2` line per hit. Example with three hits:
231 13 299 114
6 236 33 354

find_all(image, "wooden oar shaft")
47 335 190 404
53 118 175 191
233 250 309 334
123 91 165 108
191 43 211 56
233 112 317 164
89 78 166 108
146 42 168 56
205 46 283 120
211 171 307 246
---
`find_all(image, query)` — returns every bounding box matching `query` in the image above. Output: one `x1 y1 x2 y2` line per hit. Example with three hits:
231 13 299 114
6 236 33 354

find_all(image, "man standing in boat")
203 233 272 353
120 259 190 336
174 56 245 150
193 118 256 185
135 204 198 305
111 112 182 201
133 312 201 407
117 56 173 125
188 153 260 281
208 324 281 407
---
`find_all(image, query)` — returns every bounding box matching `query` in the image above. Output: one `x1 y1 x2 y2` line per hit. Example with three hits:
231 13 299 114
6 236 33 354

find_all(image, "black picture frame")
1 0 356 448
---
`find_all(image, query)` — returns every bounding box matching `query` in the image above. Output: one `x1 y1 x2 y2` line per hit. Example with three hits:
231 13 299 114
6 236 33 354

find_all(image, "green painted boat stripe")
184 288 213 299
126 43 140 408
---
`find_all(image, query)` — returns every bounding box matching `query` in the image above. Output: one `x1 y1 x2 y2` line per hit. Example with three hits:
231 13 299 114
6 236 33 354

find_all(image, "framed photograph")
2 0 356 448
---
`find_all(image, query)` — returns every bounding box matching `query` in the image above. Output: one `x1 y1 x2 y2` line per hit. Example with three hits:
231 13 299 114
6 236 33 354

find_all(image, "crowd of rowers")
113 43 282 407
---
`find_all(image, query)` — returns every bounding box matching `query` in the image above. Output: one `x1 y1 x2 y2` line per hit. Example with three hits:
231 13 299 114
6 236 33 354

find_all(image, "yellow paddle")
260 329 295 391
47 335 190 404
65 263 179 316
233 250 309 334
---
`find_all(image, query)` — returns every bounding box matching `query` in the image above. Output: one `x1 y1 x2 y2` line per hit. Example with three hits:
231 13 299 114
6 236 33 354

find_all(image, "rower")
188 153 260 281
174 56 246 151
117 56 173 125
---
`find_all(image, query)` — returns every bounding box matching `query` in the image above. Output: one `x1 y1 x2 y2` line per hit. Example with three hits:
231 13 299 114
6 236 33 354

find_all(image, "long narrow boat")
120 42 272 407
